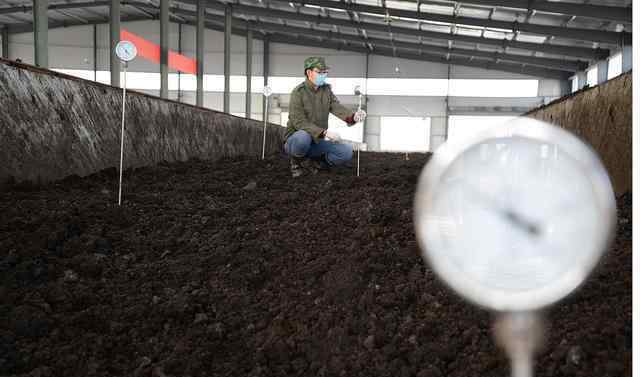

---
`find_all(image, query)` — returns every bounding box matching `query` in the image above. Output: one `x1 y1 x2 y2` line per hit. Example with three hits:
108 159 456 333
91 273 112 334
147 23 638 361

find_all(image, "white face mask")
309 69 328 86
314 73 328 86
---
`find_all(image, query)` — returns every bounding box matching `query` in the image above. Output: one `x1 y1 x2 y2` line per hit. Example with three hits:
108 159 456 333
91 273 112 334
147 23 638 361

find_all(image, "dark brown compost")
0 153 631 377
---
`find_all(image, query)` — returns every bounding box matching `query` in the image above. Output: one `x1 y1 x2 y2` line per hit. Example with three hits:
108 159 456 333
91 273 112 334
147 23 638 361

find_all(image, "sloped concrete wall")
526 72 632 195
0 58 286 185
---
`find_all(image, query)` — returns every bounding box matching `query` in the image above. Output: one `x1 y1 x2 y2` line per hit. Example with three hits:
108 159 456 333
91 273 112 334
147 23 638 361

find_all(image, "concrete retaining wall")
0 58 286 185
526 72 632 195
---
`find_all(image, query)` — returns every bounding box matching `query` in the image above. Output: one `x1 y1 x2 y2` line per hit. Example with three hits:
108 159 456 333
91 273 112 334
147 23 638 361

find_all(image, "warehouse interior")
0 0 635 376
0 0 633 151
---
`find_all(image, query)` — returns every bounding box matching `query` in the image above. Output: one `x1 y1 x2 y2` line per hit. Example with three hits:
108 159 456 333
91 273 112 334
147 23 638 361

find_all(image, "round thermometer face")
262 86 273 97
414 117 616 312
115 41 137 62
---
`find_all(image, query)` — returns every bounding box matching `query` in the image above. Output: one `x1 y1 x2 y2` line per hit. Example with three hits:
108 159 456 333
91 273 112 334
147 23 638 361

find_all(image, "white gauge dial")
262 86 273 97
115 40 137 62
414 117 616 312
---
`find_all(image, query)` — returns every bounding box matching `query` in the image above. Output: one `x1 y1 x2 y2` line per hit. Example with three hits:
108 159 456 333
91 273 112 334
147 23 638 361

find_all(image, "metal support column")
110 0 121 87
559 79 571 96
93 25 97 81
33 0 48 68
178 23 182 102
597 59 609 84
160 0 169 98
622 45 632 72
263 35 269 122
196 0 204 107
223 5 232 113
1 28 8 59
576 71 588 89
361 53 369 143
245 28 253 119
444 64 451 142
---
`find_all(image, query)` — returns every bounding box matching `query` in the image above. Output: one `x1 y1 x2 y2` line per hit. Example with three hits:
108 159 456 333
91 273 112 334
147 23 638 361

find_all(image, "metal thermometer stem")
262 95 269 160
118 62 128 206
357 91 362 177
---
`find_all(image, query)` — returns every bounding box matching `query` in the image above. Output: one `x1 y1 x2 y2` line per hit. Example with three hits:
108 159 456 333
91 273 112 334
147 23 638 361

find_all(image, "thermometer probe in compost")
261 86 272 160
114 40 137 206
354 85 363 177
413 117 616 377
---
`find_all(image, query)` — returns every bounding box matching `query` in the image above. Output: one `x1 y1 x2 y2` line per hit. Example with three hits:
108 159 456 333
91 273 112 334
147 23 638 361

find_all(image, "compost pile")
0 153 631 377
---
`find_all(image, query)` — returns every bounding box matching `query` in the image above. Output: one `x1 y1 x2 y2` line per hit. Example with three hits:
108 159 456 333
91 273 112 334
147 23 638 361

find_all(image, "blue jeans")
285 130 353 167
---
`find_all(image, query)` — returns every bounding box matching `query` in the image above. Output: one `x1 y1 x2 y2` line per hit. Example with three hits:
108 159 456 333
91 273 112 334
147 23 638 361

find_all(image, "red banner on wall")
120 29 197 74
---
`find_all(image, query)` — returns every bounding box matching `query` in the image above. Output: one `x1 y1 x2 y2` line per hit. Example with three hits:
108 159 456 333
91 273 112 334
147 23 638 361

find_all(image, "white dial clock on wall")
414 117 616 312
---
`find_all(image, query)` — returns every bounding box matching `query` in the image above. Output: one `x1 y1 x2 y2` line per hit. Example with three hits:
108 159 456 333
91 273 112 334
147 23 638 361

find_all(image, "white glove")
354 109 367 123
324 130 342 142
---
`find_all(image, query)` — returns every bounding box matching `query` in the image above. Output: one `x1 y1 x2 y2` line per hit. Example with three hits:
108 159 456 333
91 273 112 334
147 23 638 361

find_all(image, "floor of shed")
0 153 632 377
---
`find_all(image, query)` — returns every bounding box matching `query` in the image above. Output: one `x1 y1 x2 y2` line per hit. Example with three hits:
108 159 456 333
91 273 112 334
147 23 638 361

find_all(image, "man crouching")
284 56 366 178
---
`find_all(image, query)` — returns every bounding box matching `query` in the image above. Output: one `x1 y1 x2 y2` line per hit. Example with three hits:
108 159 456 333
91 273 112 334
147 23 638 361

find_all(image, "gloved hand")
345 114 356 126
354 109 367 123
324 130 342 142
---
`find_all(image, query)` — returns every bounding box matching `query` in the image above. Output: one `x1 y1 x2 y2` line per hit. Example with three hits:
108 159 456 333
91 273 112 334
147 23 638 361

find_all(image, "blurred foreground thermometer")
413 117 616 377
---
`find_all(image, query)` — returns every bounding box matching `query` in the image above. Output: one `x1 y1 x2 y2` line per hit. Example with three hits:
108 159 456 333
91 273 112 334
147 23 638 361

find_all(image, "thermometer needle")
504 210 541 237
459 182 542 238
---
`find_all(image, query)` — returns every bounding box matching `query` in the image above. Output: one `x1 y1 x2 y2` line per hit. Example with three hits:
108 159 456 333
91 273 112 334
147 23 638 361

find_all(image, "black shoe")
290 156 305 178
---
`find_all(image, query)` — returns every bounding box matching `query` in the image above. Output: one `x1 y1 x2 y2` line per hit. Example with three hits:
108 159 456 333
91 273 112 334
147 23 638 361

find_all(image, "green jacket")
285 79 354 143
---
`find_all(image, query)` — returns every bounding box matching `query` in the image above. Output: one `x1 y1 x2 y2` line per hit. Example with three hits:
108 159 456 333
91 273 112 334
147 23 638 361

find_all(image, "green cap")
304 56 329 71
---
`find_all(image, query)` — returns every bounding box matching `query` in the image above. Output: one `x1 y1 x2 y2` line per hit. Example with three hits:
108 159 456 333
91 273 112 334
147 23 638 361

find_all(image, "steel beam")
237 18 585 72
1 5 570 80
196 0 204 107
33 0 48 68
160 0 169 98
201 14 570 79
178 9 584 72
110 0 120 87
274 0 630 44
264 33 570 79
6 13 156 34
212 1 607 60
245 28 252 119
0 1 108 15
223 4 231 113
2 0 610 60
400 0 632 23
1 27 8 59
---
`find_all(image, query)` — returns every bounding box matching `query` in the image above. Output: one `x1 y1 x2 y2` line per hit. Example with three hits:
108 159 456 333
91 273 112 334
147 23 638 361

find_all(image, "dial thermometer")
261 86 273 160
115 40 137 62
413 117 616 376
114 40 137 206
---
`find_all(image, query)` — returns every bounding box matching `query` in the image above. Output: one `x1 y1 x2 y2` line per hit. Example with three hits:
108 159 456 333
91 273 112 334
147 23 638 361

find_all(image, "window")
448 79 538 97
280 112 289 127
586 66 598 87
448 116 516 143
51 69 95 81
380 117 430 152
608 53 622 80
328 115 363 143
49 69 539 98
367 78 449 96
571 76 578 93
